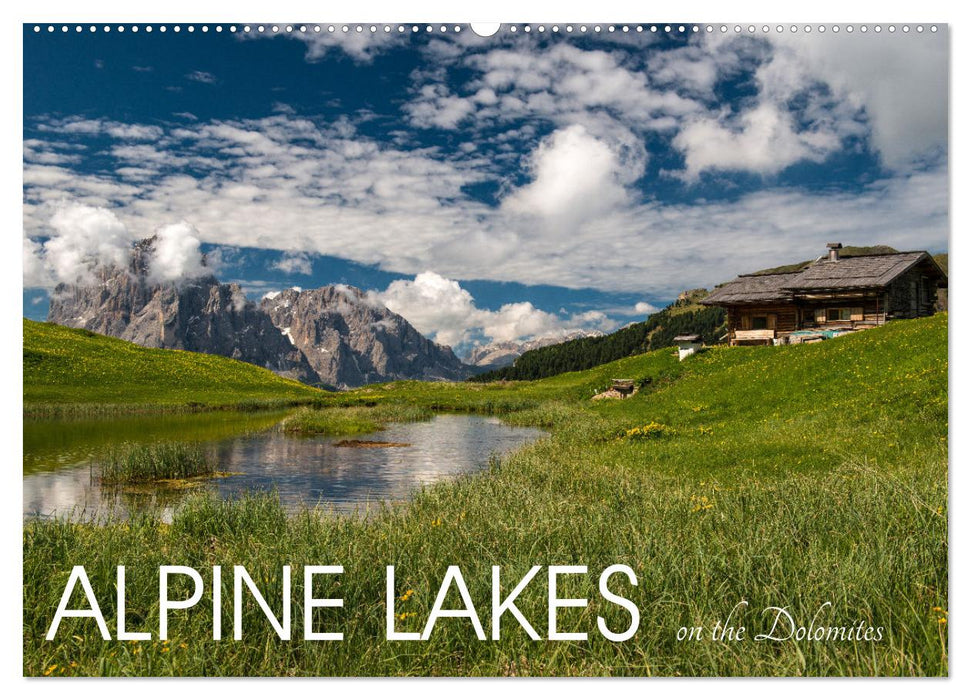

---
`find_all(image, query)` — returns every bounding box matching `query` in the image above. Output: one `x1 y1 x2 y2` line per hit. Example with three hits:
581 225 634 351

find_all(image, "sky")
22 23 949 356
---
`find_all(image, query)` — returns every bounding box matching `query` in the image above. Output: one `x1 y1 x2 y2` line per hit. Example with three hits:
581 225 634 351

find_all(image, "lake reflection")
23 414 545 519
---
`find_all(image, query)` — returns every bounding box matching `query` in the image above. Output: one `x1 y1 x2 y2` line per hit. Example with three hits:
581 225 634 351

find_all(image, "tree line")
469 303 726 383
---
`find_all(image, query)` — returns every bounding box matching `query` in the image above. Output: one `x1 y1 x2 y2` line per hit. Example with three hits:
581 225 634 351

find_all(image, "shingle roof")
784 252 930 291
701 251 945 305
701 271 803 305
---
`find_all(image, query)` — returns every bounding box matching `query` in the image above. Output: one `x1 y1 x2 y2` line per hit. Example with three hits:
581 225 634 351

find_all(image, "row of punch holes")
33 24 940 35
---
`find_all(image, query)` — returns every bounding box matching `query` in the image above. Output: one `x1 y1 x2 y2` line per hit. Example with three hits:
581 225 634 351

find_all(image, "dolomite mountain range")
45 237 591 387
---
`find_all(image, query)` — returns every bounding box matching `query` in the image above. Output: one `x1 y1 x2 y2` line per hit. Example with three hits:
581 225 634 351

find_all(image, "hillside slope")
23 319 325 411
470 289 725 382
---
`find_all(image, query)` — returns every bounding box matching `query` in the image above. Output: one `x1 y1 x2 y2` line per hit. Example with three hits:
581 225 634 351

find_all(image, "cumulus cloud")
373 271 616 350
674 102 841 180
22 205 214 289
23 236 52 288
271 251 314 276
503 124 632 230
147 222 208 283
658 35 852 180
634 301 658 315
371 272 480 347
764 30 947 169
248 28 945 177
41 204 133 286
656 31 945 175
403 84 477 129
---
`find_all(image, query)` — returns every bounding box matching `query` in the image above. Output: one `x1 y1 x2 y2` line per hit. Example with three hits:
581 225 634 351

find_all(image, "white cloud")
372 272 478 347
186 70 217 84
105 124 165 141
674 102 840 180
405 43 701 135
400 31 946 179
634 302 658 315
272 251 313 276
41 204 133 286
273 30 400 64
22 236 51 288
23 140 82 166
22 206 214 290
404 85 476 129
656 31 946 175
502 124 632 230
373 271 616 350
41 118 163 141
764 30 947 169
148 222 208 283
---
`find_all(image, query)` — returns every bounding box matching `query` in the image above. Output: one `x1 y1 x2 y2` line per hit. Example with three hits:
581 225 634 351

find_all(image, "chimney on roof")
826 242 843 262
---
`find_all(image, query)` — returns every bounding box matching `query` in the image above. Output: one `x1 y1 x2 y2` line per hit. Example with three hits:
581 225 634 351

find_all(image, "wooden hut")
701 244 947 346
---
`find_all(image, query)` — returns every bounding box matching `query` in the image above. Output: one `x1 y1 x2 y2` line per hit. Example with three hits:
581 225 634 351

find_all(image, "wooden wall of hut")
727 305 799 333
886 267 940 318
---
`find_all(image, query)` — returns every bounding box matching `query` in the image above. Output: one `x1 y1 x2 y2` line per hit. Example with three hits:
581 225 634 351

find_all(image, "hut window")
826 308 853 322
751 315 768 330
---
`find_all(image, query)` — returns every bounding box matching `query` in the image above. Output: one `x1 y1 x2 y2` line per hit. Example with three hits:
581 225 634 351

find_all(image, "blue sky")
22 24 948 355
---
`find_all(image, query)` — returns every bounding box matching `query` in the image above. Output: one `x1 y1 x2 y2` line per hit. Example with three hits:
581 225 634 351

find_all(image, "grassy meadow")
23 314 948 676
23 319 325 415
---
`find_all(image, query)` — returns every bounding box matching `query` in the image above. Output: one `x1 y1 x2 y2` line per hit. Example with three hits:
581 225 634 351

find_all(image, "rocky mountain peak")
260 285 468 388
46 240 470 388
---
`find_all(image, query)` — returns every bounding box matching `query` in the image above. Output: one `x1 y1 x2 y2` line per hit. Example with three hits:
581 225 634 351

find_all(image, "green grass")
97 442 214 484
23 314 948 676
23 319 326 414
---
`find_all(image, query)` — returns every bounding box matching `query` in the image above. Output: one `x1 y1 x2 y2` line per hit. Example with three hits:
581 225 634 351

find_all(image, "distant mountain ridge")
465 329 605 372
46 237 470 389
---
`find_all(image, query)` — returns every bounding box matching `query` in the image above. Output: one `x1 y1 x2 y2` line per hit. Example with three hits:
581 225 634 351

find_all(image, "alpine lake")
23 410 546 521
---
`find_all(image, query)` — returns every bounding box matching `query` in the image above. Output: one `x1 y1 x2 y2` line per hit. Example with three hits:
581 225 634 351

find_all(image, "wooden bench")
731 329 775 346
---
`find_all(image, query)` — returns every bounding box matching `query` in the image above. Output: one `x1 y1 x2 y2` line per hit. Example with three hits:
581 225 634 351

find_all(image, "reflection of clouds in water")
23 467 98 518
24 415 544 519
23 466 202 522
214 415 543 511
